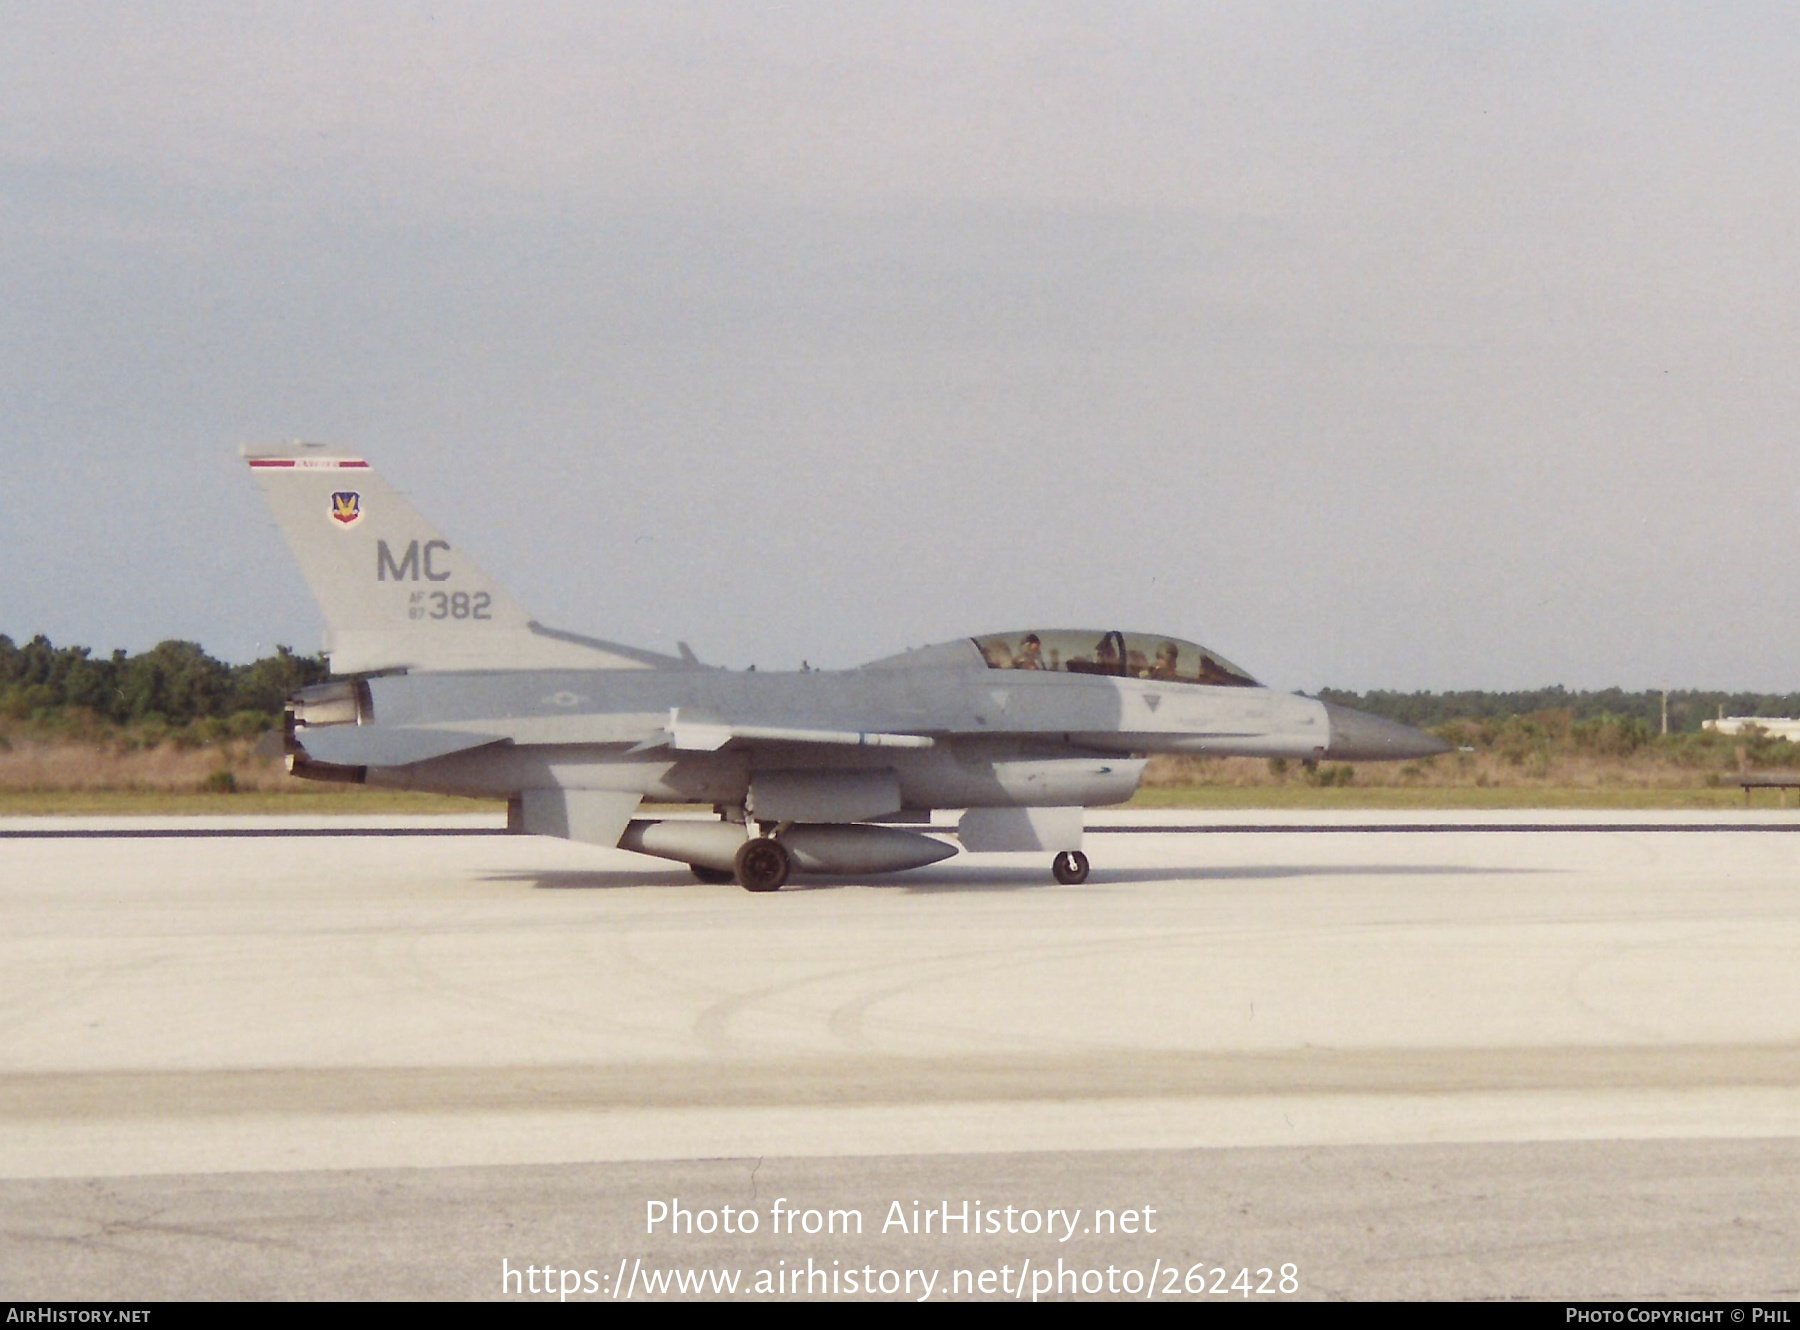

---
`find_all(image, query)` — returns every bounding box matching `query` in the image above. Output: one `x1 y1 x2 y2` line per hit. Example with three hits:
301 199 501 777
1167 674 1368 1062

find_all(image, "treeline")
1318 686 1800 735
0 634 328 735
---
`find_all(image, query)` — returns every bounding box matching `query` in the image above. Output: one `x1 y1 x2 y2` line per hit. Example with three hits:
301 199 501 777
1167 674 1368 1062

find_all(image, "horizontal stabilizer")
295 726 505 769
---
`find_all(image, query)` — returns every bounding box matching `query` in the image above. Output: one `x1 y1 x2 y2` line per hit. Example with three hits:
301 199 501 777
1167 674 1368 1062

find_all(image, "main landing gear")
734 836 792 893
1051 850 1090 885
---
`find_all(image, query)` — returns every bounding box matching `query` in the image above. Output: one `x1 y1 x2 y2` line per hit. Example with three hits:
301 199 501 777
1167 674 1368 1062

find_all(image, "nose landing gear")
1052 850 1090 885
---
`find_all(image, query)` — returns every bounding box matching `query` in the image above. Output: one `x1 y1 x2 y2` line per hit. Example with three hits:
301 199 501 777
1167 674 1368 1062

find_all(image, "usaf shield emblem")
330 491 363 527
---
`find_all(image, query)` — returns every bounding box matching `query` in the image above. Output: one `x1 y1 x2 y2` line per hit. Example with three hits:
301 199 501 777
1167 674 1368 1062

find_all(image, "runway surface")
2 810 1797 1300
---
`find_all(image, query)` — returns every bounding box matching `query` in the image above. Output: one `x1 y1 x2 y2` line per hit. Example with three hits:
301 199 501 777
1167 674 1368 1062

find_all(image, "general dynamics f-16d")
245 444 1448 891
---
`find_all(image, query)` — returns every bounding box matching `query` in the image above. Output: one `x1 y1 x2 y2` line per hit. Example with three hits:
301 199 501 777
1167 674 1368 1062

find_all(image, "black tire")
1052 850 1089 885
690 865 735 885
735 837 791 892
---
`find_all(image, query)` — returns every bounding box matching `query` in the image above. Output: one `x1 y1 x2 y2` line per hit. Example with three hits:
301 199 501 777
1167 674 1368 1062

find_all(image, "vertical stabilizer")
243 443 661 673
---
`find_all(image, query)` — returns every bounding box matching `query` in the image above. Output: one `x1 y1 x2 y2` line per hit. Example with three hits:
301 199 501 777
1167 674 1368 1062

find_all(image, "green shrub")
1745 734 1800 769
227 710 273 739
186 716 230 747
133 717 172 749
1571 714 1650 757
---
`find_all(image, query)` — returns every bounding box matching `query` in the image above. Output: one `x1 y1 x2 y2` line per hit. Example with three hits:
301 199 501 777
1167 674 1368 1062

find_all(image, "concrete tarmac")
2 811 1797 1300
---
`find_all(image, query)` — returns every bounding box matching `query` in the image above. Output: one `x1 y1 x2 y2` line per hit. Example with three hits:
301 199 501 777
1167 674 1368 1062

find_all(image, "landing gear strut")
735 837 792 892
1052 850 1089 885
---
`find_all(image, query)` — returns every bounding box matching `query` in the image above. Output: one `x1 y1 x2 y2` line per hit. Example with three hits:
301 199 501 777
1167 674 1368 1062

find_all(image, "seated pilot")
1150 641 1182 680
1013 633 1045 670
1064 637 1103 674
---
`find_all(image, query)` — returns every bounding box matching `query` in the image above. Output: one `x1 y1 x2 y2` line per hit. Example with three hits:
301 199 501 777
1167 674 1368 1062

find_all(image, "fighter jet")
246 443 1449 890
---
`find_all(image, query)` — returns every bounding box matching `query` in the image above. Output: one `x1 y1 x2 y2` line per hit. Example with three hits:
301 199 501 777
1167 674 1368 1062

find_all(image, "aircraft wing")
630 708 936 753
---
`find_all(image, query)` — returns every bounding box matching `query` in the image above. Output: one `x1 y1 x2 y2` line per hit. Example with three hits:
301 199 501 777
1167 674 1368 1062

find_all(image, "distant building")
1703 717 1800 741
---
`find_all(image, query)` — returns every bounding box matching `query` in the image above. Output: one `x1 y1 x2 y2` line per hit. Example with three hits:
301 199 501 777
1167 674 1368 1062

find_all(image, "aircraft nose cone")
1322 703 1453 761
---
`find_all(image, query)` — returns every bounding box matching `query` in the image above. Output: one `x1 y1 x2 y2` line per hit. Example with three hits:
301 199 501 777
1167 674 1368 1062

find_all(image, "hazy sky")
3 3 1797 691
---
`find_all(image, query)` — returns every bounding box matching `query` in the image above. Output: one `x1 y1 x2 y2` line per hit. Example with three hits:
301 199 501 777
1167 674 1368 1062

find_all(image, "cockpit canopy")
971 629 1259 687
